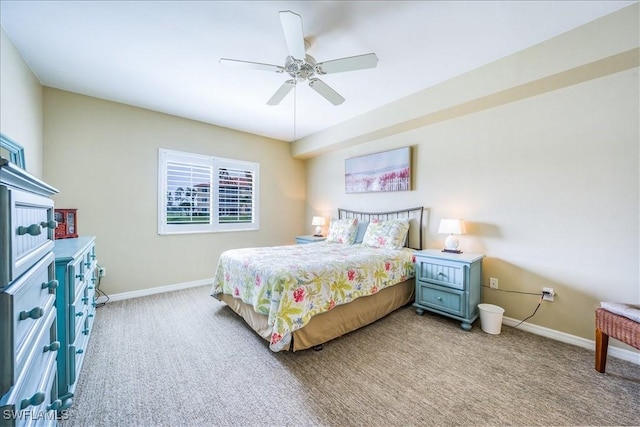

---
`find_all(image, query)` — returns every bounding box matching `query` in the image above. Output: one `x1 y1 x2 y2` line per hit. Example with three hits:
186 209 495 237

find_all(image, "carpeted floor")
61 285 640 426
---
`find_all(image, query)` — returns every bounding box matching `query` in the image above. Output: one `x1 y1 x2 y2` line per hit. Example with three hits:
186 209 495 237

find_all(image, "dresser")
54 237 97 406
413 249 485 330
0 159 61 425
295 235 326 244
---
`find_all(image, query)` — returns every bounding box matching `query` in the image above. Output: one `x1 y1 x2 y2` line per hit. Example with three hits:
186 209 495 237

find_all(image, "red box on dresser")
54 209 78 239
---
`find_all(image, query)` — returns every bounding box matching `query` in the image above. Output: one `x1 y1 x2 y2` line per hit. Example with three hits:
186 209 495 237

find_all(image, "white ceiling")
0 1 635 142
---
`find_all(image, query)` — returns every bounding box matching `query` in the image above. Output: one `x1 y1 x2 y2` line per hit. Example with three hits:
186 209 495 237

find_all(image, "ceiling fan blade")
279 10 306 60
315 53 379 75
308 78 345 106
219 58 284 73
267 79 296 105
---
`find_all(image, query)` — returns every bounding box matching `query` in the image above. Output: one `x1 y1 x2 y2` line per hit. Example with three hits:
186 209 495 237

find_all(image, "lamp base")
442 249 463 254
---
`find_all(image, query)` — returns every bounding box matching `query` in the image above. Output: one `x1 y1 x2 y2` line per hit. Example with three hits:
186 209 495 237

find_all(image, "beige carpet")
61 285 639 426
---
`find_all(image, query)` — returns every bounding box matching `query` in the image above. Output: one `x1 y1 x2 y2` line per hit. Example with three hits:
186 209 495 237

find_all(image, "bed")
211 207 424 351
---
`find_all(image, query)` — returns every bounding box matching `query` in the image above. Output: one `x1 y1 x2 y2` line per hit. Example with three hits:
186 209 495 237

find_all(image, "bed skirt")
216 277 415 351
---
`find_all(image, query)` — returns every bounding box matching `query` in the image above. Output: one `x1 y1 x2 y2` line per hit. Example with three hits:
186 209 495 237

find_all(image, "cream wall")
0 27 44 178
299 5 639 345
43 89 306 295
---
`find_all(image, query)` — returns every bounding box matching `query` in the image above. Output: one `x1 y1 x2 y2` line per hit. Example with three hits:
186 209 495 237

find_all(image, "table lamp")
311 216 325 237
438 219 466 253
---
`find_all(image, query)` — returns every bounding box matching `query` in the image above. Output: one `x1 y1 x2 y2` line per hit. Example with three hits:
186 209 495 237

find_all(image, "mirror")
0 133 26 169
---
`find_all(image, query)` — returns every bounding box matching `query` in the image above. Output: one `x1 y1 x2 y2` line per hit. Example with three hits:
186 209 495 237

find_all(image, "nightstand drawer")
417 284 465 317
416 259 464 290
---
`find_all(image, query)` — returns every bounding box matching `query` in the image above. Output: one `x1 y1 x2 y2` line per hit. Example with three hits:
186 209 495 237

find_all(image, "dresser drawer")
0 308 58 426
0 186 55 288
416 258 465 290
68 327 90 388
69 291 87 345
69 257 86 304
0 253 56 396
417 283 465 317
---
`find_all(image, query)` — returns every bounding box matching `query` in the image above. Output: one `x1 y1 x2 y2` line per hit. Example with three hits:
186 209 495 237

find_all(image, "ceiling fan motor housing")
285 55 317 82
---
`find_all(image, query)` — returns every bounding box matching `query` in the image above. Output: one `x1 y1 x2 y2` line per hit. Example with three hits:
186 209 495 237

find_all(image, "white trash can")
478 303 505 334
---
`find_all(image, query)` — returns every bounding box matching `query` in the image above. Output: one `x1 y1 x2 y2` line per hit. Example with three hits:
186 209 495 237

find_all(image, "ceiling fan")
219 10 378 106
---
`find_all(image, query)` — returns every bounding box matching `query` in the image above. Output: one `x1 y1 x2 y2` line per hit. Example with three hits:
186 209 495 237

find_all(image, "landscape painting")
345 147 411 193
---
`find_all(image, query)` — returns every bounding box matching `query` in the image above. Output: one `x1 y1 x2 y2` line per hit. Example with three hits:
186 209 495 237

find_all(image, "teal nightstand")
413 249 485 330
295 235 326 244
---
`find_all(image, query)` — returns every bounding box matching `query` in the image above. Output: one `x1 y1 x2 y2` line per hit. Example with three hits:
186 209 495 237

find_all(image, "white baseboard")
503 315 640 366
95 278 214 303
96 283 639 366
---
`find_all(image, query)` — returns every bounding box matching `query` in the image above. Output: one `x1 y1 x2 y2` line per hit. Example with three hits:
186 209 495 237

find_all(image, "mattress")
211 242 416 351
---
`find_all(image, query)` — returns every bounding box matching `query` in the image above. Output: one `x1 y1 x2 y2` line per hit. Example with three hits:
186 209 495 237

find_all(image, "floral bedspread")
211 242 416 351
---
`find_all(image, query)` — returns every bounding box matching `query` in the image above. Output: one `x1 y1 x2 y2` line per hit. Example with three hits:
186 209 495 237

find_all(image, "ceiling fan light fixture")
220 10 378 106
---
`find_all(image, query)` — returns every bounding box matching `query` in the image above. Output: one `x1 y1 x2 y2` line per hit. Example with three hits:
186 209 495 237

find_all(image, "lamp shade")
438 219 466 235
311 216 326 226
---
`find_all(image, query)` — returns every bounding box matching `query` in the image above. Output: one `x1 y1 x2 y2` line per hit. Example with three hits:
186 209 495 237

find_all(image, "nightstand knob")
437 296 443 301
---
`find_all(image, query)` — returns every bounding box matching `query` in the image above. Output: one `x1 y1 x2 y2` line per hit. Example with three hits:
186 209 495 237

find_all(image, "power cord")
482 284 553 328
94 264 110 308
481 284 541 296
512 295 543 328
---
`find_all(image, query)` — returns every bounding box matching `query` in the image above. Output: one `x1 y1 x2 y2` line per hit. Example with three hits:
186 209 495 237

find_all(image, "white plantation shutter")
158 149 259 234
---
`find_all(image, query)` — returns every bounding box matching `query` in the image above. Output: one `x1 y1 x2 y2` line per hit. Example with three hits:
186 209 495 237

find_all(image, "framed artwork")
345 146 411 193
0 133 26 169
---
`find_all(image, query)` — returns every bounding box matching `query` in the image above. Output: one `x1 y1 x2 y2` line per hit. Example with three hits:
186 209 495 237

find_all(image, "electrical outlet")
542 287 555 302
489 278 498 289
98 266 106 278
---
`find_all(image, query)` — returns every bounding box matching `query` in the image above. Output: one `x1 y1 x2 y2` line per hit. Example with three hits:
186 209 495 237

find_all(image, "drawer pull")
85 261 91 268
438 272 445 276
76 348 84 354
83 328 89 335
91 254 97 260
40 220 57 229
19 306 43 321
43 341 60 353
60 398 73 410
17 223 42 236
20 392 45 409
88 286 94 290
41 279 59 290
76 312 84 317
437 296 443 301
76 273 85 281
91 277 97 283
82 297 89 303
88 313 94 318
47 399 63 411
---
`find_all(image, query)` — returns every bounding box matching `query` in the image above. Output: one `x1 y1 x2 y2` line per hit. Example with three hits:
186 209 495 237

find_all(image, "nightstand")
295 235 327 244
413 249 485 330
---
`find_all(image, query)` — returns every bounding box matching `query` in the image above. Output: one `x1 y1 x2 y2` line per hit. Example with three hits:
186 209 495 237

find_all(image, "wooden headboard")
338 206 424 250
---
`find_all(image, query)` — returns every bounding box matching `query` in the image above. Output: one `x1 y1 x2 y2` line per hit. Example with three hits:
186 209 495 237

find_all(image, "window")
158 148 259 235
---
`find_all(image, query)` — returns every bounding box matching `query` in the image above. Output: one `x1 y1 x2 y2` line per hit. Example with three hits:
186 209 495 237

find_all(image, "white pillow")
326 218 358 244
362 219 410 249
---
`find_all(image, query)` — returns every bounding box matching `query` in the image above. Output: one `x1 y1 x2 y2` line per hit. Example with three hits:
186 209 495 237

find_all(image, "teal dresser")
0 159 61 425
413 249 485 330
54 236 97 408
